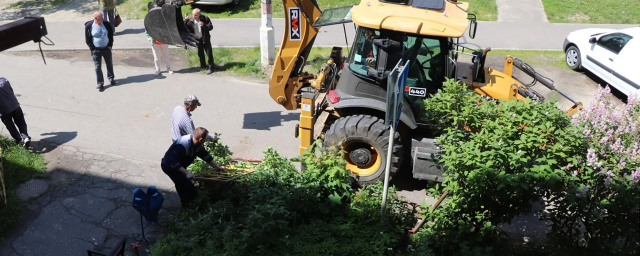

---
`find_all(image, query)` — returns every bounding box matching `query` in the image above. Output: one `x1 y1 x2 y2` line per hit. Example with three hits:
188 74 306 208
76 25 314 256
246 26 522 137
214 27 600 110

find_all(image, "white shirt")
192 20 202 40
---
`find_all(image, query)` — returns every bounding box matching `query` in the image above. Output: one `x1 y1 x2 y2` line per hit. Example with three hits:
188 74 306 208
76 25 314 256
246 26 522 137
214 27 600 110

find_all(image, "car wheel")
565 45 582 71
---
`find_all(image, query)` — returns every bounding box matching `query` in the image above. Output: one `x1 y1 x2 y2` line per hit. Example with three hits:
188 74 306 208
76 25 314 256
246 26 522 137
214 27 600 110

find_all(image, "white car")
193 0 239 6
564 27 640 97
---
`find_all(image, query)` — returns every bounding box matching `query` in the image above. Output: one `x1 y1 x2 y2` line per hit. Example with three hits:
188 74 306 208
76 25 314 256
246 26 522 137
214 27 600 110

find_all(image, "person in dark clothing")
85 11 115 92
161 127 225 206
0 77 31 148
184 8 215 74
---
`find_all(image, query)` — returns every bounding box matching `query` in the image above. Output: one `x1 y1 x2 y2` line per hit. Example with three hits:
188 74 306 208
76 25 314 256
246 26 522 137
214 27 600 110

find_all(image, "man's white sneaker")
22 137 30 148
154 71 161 76
168 70 174 75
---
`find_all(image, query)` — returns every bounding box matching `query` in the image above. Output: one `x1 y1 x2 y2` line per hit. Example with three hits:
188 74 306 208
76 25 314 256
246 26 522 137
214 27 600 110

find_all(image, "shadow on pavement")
108 74 163 89
0 156 181 256
32 131 77 154
115 28 145 36
582 70 628 103
174 67 201 74
242 111 298 130
217 62 257 72
390 165 430 192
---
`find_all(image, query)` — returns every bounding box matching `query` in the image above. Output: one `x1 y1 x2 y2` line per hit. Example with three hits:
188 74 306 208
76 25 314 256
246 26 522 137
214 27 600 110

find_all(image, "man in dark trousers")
85 11 115 92
161 127 225 207
0 77 31 148
184 8 215 74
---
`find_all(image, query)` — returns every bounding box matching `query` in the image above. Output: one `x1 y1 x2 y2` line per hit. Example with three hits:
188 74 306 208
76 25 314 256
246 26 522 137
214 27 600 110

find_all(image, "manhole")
16 179 49 200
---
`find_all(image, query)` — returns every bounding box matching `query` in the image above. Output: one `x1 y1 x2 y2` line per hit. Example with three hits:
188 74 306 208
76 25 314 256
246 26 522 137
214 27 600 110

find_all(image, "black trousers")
91 48 114 86
161 163 198 206
197 39 214 70
1 106 29 143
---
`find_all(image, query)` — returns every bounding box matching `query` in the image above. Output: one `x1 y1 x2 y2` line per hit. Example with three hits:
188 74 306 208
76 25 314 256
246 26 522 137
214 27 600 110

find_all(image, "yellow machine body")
268 0 581 183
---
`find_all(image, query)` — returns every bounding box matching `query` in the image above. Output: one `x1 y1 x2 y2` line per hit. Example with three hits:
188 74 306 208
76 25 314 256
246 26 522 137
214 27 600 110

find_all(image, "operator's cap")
185 95 201 106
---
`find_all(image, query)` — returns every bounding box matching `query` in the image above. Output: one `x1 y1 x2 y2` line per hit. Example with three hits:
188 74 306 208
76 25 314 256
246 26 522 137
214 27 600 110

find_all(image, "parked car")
564 27 640 97
193 0 239 6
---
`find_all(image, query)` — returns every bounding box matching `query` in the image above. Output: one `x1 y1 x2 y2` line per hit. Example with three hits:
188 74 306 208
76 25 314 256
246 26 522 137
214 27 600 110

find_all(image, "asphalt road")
4 19 637 52
0 53 301 163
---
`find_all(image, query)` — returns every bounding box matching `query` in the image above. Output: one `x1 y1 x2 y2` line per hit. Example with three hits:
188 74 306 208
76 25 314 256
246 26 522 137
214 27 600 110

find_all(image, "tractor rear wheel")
324 115 403 186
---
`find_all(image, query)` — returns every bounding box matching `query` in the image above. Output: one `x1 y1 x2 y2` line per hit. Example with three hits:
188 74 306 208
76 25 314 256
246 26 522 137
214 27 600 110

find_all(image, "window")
348 28 380 76
401 36 445 121
598 33 633 54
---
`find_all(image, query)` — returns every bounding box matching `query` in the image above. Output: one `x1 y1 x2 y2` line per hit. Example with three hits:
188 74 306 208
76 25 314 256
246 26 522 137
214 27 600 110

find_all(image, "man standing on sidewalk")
98 0 116 32
171 95 200 142
0 77 31 148
184 8 215 74
85 11 115 92
171 95 216 143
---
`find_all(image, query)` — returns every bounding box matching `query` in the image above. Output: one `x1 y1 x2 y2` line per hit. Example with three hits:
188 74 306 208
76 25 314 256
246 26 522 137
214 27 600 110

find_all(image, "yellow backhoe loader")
268 0 582 185
145 0 582 186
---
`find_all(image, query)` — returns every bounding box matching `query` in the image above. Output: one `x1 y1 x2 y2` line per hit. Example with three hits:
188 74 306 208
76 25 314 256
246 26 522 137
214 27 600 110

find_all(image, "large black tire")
324 115 403 186
565 45 582 71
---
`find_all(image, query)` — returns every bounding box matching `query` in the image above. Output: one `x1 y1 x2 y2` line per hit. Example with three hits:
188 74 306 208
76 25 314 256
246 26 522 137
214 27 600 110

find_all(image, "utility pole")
260 0 275 67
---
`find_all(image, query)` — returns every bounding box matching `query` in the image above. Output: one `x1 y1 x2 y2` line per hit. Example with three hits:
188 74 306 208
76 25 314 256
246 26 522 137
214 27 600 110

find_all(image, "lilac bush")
545 86 640 254
418 80 639 254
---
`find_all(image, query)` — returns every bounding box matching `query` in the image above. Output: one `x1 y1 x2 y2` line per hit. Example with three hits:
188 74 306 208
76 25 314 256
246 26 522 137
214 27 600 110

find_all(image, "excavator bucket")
144 4 199 48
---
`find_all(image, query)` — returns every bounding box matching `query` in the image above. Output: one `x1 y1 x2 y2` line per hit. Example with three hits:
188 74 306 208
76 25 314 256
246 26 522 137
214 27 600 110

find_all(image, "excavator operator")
353 28 379 70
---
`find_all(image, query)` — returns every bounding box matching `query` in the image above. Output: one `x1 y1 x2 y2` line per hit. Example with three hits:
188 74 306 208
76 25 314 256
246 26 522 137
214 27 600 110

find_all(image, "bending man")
161 127 225 207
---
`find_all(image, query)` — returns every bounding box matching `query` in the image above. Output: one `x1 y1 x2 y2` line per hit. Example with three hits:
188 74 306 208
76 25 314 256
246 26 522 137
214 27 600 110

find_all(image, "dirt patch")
4 49 269 83
565 12 590 23
0 0 94 22
6 49 192 71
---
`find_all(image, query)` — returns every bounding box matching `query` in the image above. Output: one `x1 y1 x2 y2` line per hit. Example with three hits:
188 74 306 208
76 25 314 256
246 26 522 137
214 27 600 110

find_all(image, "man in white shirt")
184 8 215 74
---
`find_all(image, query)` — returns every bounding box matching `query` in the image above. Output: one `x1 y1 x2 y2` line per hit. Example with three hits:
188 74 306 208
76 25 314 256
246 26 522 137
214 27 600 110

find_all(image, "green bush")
152 139 418 255
414 79 639 255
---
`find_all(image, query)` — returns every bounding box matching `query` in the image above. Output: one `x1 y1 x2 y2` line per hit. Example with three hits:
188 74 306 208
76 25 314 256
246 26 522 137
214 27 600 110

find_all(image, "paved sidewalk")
497 0 548 23
0 142 180 256
0 51 301 255
3 19 637 52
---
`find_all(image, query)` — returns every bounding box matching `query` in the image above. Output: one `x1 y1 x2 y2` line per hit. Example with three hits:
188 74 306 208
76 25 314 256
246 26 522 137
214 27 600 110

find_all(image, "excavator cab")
143 0 200 48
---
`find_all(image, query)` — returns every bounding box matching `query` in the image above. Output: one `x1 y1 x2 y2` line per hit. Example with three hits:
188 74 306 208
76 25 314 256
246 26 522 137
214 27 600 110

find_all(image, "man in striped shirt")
172 95 216 143
171 95 200 142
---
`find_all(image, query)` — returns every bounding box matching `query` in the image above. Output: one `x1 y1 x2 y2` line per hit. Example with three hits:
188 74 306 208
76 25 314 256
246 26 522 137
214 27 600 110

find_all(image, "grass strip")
180 46 333 79
489 49 567 70
0 136 47 242
118 0 496 20
185 47 566 78
542 0 640 24
465 0 497 21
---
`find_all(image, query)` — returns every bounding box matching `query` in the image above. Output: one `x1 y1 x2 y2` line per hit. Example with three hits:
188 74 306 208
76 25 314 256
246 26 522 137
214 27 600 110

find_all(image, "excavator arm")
0 17 48 52
268 0 322 110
